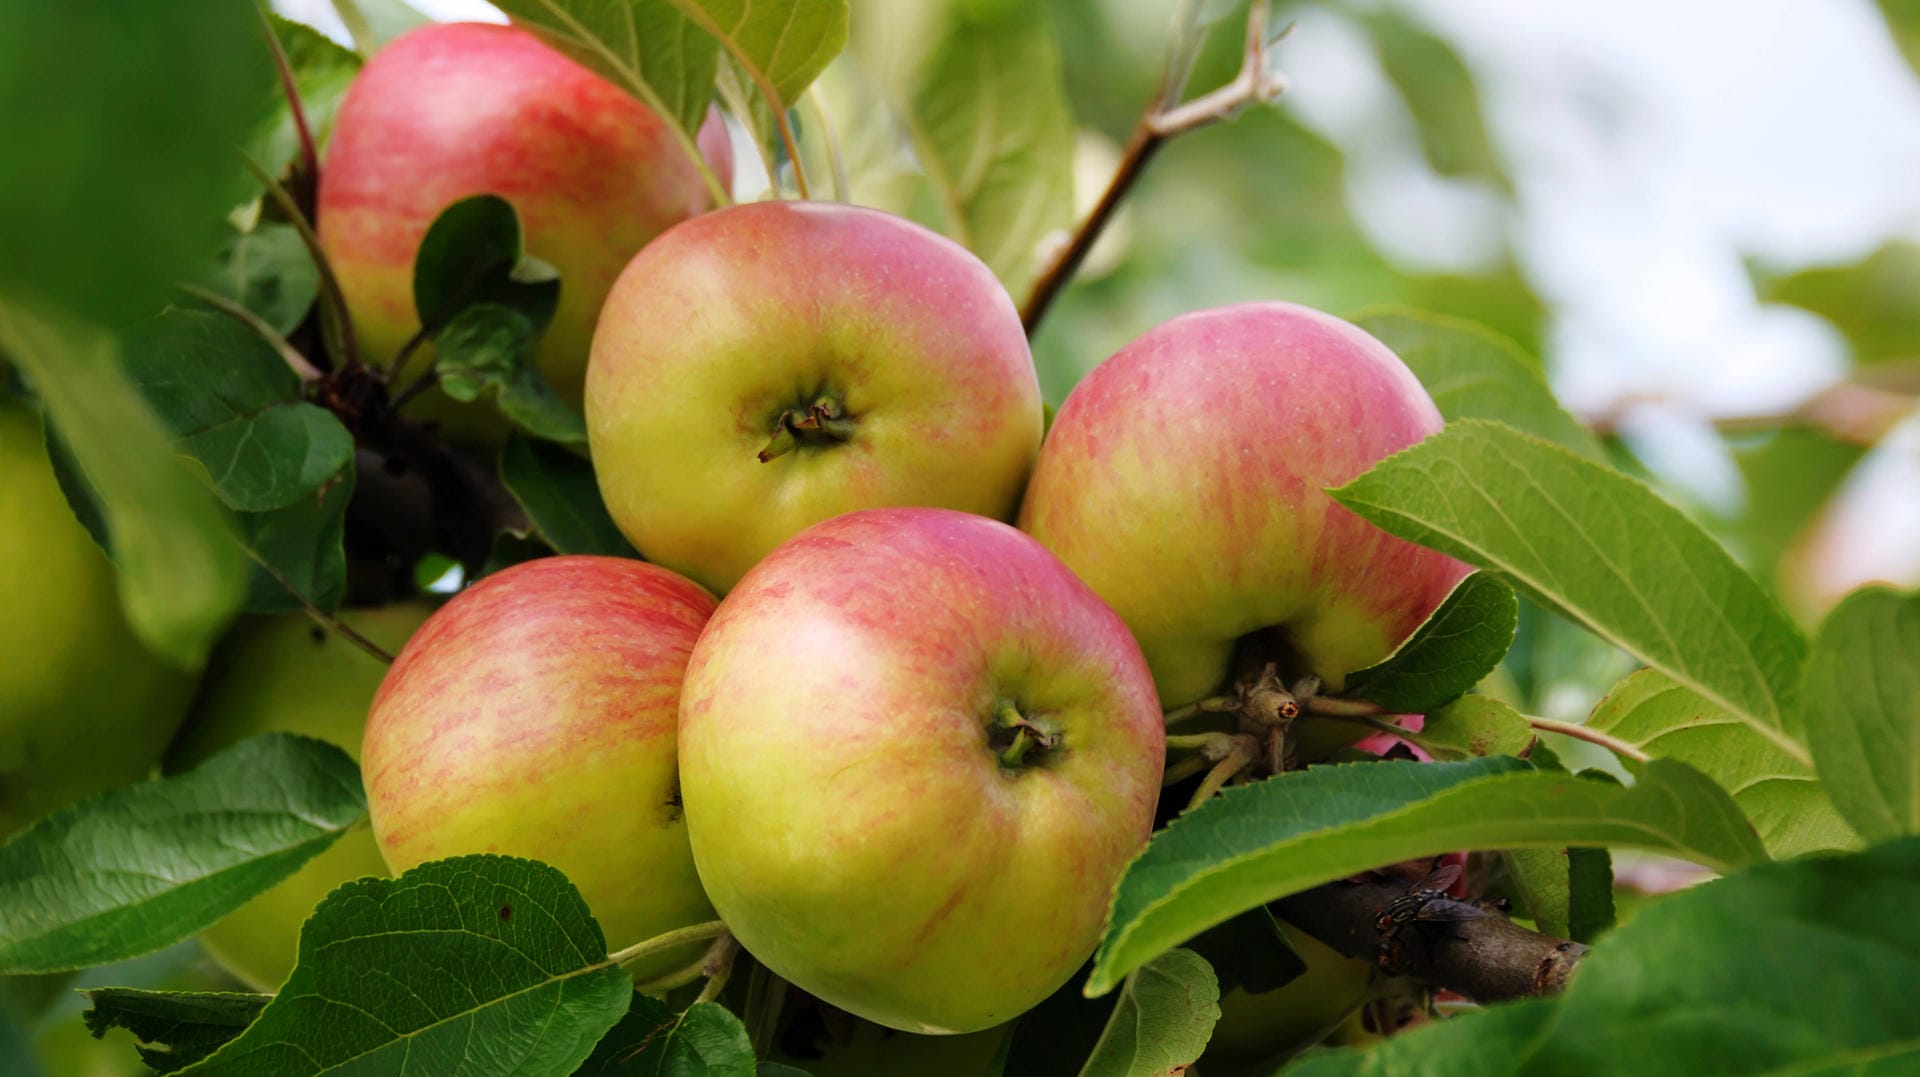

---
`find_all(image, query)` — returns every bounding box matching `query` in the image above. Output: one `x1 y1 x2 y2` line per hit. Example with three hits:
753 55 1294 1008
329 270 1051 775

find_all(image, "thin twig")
389 369 439 413
386 325 432 386
242 155 362 371
256 4 320 194
243 547 396 663
1524 715 1652 764
176 283 324 382
1306 696 1391 718
1020 0 1289 336
805 84 849 203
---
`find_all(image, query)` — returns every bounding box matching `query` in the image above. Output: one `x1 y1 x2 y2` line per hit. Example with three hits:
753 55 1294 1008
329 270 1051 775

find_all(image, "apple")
1018 302 1470 709
0 398 196 837
361 556 717 978
1200 920 1372 1071
677 508 1164 1034
164 603 435 990
585 202 1044 595
317 22 733 441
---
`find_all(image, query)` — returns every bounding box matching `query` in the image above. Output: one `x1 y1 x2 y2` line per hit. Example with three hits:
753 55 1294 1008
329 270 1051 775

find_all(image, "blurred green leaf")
179 855 630 1076
493 0 720 135
670 1 847 113
81 990 269 1075
1565 846 1615 943
578 996 756 1075
1876 0 1920 81
197 224 321 337
1359 11 1508 188
1086 757 1765 995
332 0 432 55
0 735 363 975
1289 836 1920 1076
1333 420 1812 765
1345 572 1519 713
1726 426 1865 577
1076 949 1218 1077
500 434 637 557
249 16 361 187
1757 240 1920 364
0 302 244 668
1588 669 1856 859
1803 587 1920 843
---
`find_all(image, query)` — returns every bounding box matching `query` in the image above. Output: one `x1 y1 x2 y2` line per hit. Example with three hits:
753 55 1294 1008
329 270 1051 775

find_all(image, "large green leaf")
1288 836 1920 1076
179 856 631 1076
1587 668 1857 859
80 990 270 1074
1803 587 1920 843
577 996 756 1075
1076 949 1218 1077
499 434 637 557
1343 572 1518 713
1354 309 1604 461
0 736 364 974
1331 420 1812 764
234 469 354 614
492 0 719 137
668 0 846 108
0 303 245 667
1085 756 1764 995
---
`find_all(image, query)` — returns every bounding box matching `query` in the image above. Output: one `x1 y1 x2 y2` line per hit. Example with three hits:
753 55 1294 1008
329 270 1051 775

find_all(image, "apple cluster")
0 22 1466 1050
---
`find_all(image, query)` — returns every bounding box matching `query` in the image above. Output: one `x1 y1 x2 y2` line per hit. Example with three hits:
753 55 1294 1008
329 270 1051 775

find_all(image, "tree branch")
1020 1 1289 336
1277 876 1589 1003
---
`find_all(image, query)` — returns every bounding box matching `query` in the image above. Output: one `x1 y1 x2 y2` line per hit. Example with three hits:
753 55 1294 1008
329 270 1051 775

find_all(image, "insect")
1373 862 1491 970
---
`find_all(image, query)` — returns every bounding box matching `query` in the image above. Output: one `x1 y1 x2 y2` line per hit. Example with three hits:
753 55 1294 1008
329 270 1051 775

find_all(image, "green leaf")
855 1 1075 297
412 195 561 334
0 735 364 974
1587 668 1857 859
1727 425 1865 576
1565 846 1615 943
1344 572 1518 712
1359 13 1507 187
1881 0 1920 77
1288 836 1920 1075
1354 309 1604 461
1085 757 1764 995
1405 695 1535 762
234 469 354 614
1330 419 1812 766
1803 587 1920 843
578 996 757 1075
0 302 244 667
492 0 719 135
198 224 321 337
1075 949 1218 1077
1499 847 1572 938
1757 239 1920 363
435 304 589 444
332 0 432 55
668 0 847 111
80 990 270 1074
121 309 353 513
499 434 637 557
179 855 630 1076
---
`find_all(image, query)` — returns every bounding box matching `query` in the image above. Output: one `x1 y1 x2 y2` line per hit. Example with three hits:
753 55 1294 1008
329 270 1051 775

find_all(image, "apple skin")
677 508 1165 1034
1018 302 1470 709
317 22 733 442
0 399 196 837
586 202 1044 595
164 604 435 990
1200 920 1372 1071
361 556 717 978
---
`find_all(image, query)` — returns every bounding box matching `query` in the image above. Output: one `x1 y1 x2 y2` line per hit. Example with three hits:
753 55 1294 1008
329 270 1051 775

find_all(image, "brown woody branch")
1277 876 1588 1003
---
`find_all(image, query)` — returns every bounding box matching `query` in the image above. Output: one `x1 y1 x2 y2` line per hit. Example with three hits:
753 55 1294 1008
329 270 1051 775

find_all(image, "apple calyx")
757 396 857 462
987 700 1062 771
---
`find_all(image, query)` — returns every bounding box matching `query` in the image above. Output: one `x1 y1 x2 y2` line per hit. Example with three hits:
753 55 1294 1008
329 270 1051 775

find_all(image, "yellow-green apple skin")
677 508 1165 1034
362 556 717 977
1018 303 1470 709
585 202 1045 595
1200 921 1372 1072
0 398 196 836
164 604 435 990
316 22 732 441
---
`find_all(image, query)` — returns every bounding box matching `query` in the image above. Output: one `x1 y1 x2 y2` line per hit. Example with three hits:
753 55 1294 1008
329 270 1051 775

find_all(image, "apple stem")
756 398 857 462
1163 695 1238 724
991 700 1062 769
695 933 741 1004
601 919 731 971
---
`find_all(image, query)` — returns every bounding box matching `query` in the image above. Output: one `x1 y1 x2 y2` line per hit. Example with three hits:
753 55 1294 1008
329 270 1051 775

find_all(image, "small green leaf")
1359 13 1507 187
1803 587 1920 843
1354 308 1603 460
1289 836 1920 1075
1587 669 1857 859
1344 572 1518 712
1085 757 1764 996
500 434 637 557
1406 695 1535 762
234 469 354 614
579 996 757 1075
0 735 364 974
1075 949 1218 1077
179 855 630 1076
668 0 847 111
1331 420 1811 765
492 0 719 136
80 989 270 1074
435 304 588 444
199 223 320 336
412 195 561 333
121 309 353 513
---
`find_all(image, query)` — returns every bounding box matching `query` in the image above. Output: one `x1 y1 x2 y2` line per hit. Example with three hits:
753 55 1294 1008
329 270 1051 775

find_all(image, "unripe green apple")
586 202 1044 595
362 556 717 978
1200 921 1372 1071
0 398 195 837
678 508 1164 1034
164 604 435 990
317 22 733 442
1019 303 1469 709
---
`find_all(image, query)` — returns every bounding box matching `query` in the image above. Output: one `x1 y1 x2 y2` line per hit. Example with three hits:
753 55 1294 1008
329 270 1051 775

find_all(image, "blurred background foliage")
4 0 1918 1071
